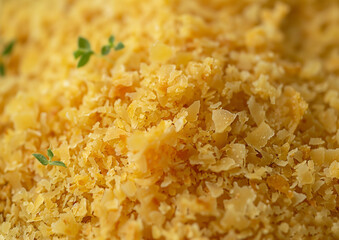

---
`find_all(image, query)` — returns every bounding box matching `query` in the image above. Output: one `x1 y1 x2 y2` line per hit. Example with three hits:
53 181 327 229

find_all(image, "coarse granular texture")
0 0 339 239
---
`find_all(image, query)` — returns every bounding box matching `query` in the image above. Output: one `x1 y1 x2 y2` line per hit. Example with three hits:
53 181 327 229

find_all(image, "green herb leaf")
109 35 115 45
114 42 125 51
2 40 15 56
33 150 67 168
33 154 49 166
101 45 111 55
0 63 5 76
47 149 54 160
49 161 67 168
73 49 84 59
78 37 91 50
74 35 124 68
77 52 93 68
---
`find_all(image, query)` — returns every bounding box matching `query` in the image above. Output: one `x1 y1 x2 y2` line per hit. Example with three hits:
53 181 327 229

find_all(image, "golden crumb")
0 0 339 239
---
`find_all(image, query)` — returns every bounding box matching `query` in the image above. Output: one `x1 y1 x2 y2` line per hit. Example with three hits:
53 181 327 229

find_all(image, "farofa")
0 0 339 239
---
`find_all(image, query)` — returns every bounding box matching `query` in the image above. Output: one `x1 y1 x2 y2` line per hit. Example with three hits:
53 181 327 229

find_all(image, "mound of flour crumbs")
0 0 339 239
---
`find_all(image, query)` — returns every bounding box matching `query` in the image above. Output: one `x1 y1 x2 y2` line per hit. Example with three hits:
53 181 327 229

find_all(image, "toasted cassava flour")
0 0 339 239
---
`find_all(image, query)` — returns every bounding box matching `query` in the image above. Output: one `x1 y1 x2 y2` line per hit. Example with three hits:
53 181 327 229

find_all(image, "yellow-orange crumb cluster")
0 0 339 239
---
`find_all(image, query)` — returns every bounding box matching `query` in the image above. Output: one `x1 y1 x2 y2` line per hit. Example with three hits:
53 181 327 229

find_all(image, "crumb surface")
0 0 339 239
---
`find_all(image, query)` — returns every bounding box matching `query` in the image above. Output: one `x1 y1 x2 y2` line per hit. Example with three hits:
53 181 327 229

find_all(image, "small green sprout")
0 40 15 76
33 149 67 168
101 35 125 55
2 41 15 56
74 35 124 68
73 37 94 68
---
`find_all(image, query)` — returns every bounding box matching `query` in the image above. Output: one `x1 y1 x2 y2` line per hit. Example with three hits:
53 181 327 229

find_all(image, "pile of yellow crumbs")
0 0 339 239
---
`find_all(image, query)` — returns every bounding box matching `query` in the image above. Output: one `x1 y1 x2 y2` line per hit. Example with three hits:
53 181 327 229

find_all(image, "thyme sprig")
33 149 67 168
0 40 15 76
74 35 124 68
